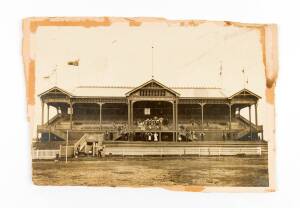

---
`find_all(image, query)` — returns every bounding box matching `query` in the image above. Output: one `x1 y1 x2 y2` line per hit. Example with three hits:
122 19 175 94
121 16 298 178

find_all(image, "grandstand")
34 79 265 156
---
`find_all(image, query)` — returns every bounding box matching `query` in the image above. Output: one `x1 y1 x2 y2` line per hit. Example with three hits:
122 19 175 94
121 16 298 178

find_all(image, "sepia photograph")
23 17 277 191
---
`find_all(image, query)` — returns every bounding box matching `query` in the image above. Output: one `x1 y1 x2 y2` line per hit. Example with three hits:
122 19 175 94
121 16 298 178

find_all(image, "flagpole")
242 68 246 89
151 45 154 79
219 61 223 89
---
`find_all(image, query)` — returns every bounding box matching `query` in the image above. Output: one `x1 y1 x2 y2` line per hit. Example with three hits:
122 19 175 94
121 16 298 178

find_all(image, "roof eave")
38 86 74 97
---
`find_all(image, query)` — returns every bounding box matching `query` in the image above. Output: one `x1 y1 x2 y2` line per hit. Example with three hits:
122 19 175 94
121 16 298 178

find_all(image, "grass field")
32 156 268 187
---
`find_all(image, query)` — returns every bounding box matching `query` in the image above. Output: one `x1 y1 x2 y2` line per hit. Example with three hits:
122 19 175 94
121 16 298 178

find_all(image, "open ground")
32 155 268 187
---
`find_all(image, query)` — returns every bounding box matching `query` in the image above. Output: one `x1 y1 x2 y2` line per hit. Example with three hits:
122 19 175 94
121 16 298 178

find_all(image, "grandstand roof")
72 86 133 97
72 85 228 98
39 79 260 99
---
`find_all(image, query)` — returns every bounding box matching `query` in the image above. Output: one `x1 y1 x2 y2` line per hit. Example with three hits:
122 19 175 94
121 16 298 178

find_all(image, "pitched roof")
174 87 227 98
228 88 261 99
72 86 132 97
71 86 228 98
38 86 73 97
125 79 180 96
38 81 260 99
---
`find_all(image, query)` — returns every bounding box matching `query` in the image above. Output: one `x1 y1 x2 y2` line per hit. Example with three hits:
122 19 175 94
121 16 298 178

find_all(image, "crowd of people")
111 121 128 134
136 116 169 131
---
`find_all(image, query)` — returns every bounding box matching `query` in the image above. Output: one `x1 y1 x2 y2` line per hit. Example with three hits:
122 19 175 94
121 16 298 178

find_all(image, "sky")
31 20 268 139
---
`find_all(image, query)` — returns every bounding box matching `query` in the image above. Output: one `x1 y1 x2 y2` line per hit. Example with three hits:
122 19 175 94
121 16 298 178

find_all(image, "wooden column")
41 101 44 125
70 103 73 130
99 103 103 130
127 100 131 129
172 101 175 130
172 101 175 142
229 104 232 131
175 100 178 142
130 101 134 129
249 105 252 139
47 104 49 125
201 103 204 131
255 103 258 127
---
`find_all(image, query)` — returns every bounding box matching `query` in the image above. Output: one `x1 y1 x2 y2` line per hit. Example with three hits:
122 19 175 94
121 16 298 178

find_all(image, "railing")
32 149 60 160
236 115 263 131
48 114 60 125
74 134 89 151
104 146 262 156
37 125 48 131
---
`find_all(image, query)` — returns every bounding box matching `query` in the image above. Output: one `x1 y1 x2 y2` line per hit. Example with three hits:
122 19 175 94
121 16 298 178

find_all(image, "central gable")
125 79 180 97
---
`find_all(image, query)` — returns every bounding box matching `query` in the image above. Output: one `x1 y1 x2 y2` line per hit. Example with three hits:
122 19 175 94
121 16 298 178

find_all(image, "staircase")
49 128 67 140
74 133 105 153
113 132 122 141
74 134 89 152
236 115 262 140
48 114 61 125
237 129 251 140
236 115 262 131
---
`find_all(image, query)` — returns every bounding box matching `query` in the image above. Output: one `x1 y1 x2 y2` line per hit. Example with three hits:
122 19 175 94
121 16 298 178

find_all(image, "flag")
68 59 79 66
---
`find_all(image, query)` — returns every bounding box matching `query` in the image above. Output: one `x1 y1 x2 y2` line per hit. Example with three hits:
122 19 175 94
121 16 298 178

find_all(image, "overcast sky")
31 20 269 139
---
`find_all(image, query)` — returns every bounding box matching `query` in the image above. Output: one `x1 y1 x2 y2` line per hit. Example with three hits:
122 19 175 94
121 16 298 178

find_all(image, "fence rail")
32 146 262 159
32 149 60 159
105 147 261 156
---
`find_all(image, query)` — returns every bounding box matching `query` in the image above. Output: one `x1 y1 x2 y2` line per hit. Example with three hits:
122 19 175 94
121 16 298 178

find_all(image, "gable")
39 87 73 99
125 79 180 97
229 89 261 100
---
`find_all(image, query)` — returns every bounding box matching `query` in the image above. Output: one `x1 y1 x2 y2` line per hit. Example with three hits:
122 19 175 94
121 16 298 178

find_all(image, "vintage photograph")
23 17 277 190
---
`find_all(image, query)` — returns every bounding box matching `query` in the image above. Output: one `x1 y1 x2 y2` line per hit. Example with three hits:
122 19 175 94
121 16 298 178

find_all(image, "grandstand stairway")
74 133 105 155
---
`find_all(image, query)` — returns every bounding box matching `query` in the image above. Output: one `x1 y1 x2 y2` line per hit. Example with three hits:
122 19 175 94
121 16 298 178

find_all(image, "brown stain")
222 21 267 69
184 185 205 192
263 25 278 104
23 18 36 108
23 17 278 116
224 21 232 26
188 20 200 27
179 20 206 27
223 21 268 73
223 21 278 104
265 188 276 192
266 84 275 104
27 60 35 105
29 17 112 33
126 18 142 27
259 27 267 73
163 185 205 192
